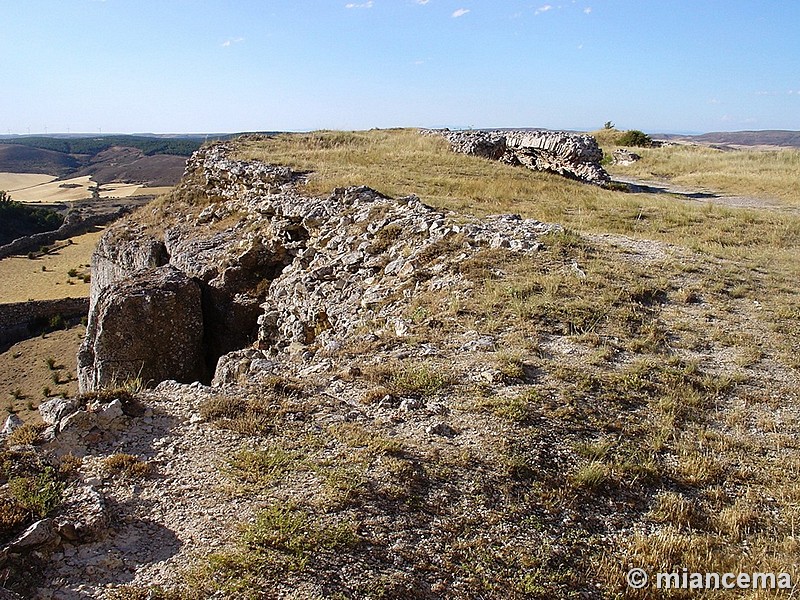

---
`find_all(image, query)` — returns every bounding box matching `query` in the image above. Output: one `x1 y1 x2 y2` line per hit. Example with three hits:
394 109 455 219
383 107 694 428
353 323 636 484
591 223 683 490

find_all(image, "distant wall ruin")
0 297 88 346
425 129 611 185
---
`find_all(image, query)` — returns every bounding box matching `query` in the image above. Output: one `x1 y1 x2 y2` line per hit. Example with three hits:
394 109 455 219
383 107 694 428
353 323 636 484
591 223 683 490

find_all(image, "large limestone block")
78 265 205 392
89 223 169 314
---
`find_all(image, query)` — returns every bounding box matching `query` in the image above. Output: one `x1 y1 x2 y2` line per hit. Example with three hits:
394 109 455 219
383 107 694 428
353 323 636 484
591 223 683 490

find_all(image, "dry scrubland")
167 129 794 598
5 129 799 598
1 326 84 422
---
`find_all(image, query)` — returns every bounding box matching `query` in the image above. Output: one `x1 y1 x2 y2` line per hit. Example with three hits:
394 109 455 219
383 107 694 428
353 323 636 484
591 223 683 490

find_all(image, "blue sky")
1 1 798 134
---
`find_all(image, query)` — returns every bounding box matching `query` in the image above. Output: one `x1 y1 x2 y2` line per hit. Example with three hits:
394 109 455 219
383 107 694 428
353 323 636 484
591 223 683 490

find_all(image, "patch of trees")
0 136 204 157
0 191 64 246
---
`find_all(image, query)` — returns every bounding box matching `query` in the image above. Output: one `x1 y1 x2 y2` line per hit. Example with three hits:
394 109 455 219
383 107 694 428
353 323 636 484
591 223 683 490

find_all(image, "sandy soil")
0 325 84 424
0 228 103 303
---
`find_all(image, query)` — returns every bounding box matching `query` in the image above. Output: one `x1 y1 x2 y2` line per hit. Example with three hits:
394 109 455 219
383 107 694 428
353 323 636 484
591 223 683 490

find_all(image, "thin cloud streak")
221 37 244 48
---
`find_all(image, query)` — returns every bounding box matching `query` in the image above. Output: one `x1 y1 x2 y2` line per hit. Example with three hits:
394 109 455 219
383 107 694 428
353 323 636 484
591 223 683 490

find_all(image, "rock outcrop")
77 140 561 392
427 129 610 185
78 266 205 391
89 225 169 314
612 148 642 165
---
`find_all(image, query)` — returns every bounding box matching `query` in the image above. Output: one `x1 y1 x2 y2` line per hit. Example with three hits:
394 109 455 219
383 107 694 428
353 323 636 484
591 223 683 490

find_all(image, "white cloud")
345 1 373 7
583 7 592 14
415 0 430 4
452 8 470 17
221 37 244 48
534 4 553 15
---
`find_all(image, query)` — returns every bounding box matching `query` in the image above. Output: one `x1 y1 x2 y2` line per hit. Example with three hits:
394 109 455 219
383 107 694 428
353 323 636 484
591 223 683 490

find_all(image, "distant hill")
0 144 80 176
0 135 207 186
71 146 190 186
657 130 800 148
0 135 203 157
0 133 288 187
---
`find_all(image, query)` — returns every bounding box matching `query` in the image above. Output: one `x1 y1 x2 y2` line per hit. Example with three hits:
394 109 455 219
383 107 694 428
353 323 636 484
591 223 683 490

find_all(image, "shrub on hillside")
618 130 653 148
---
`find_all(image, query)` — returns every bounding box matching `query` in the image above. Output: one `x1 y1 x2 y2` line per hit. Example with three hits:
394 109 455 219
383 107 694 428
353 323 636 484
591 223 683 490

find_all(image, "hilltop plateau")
1 129 799 599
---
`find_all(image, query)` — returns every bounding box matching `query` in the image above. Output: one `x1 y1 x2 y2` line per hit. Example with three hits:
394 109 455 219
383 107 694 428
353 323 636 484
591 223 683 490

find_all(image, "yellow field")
98 182 143 198
0 228 103 303
3 173 151 203
0 172 57 191
7 175 94 202
131 185 173 197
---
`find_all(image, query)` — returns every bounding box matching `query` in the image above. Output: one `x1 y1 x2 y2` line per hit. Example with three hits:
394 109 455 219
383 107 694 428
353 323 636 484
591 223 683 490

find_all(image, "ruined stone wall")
426 129 610 184
77 142 563 391
0 210 127 261
0 297 88 346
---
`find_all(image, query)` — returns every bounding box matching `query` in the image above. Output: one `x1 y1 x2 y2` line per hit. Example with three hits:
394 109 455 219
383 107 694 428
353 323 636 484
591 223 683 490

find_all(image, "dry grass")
0 228 102 303
236 130 800 271
237 129 622 222
595 132 800 206
103 453 153 479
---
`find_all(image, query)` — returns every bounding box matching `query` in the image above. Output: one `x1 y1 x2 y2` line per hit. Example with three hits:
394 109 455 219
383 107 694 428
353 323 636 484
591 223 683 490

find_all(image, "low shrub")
618 129 653 148
8 466 64 517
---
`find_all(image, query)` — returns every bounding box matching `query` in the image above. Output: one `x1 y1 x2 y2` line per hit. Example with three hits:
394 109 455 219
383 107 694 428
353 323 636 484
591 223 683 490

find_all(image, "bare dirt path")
613 175 800 213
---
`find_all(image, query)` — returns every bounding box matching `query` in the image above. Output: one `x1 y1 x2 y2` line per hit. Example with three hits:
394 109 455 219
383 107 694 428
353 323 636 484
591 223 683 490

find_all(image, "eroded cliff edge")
77 135 566 391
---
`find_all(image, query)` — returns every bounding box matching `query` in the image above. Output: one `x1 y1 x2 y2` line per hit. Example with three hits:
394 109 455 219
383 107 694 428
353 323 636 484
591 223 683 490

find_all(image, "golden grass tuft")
103 453 153 479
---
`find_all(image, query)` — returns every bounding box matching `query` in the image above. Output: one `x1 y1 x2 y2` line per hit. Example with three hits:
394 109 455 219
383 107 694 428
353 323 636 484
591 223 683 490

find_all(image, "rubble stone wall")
426 129 610 184
78 141 562 391
0 297 88 346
